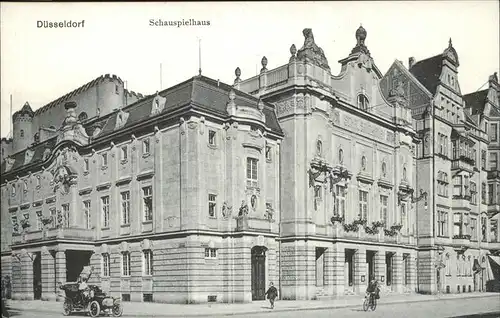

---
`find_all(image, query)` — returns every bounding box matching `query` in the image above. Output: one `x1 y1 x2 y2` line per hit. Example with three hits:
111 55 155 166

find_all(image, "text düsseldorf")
37 20 85 28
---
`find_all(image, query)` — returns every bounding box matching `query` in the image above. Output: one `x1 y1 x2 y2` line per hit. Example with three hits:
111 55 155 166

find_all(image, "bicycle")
363 292 377 311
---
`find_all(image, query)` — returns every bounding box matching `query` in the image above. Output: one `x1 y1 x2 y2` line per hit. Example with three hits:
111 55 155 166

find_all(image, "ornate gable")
115 108 130 130
151 92 167 116
49 146 79 194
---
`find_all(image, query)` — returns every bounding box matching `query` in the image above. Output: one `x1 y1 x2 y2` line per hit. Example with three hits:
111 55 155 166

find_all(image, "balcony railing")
12 227 95 244
451 157 474 172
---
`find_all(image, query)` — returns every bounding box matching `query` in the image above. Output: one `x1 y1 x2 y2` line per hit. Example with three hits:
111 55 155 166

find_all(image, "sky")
1 1 499 138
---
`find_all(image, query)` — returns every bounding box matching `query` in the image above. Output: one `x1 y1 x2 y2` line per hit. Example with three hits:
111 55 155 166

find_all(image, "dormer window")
357 95 369 111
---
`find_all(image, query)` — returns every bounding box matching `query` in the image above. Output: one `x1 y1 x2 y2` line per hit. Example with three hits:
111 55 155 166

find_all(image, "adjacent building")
1 27 498 304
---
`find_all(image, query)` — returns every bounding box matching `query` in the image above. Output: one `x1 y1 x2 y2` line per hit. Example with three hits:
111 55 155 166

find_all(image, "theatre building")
0 73 283 303
381 42 500 294
237 26 420 299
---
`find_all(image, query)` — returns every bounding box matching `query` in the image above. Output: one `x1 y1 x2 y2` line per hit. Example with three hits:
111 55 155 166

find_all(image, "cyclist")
366 279 380 305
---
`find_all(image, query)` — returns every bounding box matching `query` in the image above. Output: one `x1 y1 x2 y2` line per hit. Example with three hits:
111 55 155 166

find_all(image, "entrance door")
386 252 393 290
251 247 266 300
316 248 325 286
66 250 92 282
366 251 375 282
33 252 42 300
345 249 354 291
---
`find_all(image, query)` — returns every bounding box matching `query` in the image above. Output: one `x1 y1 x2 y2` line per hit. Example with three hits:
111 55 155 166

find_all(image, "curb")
6 294 499 317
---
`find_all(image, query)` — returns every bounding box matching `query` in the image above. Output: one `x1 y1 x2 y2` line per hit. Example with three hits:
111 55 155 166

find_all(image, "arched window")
361 156 367 171
357 94 369 111
338 148 344 164
403 167 407 180
20 130 24 138
11 184 16 196
381 162 387 177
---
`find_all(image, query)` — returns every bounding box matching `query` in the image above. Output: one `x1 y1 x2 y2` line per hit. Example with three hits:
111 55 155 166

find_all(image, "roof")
1 75 283 176
463 89 488 116
13 102 34 119
409 54 443 95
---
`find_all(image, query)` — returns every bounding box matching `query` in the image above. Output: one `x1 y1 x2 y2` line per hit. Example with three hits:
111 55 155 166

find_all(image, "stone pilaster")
354 248 367 294
417 250 437 294
374 249 385 287
20 249 34 300
11 252 22 300
41 246 56 301
55 248 66 301
409 253 417 292
392 252 403 293
330 244 345 296
324 247 334 295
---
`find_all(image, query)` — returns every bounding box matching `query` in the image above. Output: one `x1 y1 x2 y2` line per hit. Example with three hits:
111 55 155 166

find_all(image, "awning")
488 255 500 280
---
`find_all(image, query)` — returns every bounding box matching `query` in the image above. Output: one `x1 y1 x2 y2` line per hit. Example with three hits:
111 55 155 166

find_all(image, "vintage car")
59 266 123 317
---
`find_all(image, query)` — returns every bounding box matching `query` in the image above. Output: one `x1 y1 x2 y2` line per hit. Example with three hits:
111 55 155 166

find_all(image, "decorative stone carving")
443 38 459 67
24 147 35 165
234 67 242 86
222 201 232 219
296 28 330 70
199 117 205 135
290 44 297 61
265 203 275 222
141 239 153 251
58 102 89 146
120 241 129 252
4 156 15 172
238 200 249 216
151 92 167 116
51 148 78 195
100 244 109 254
180 117 186 135
261 56 268 73
115 109 130 130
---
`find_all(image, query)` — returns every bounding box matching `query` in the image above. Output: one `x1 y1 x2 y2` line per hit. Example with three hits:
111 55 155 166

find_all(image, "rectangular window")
482 183 487 204
122 252 131 276
62 204 70 228
84 200 91 229
481 217 487 241
438 211 448 237
143 186 153 222
246 158 258 188
380 195 388 226
491 123 498 141
102 253 110 277
453 176 462 197
102 153 108 167
101 196 110 228
143 250 153 276
401 202 408 234
121 191 130 225
142 138 150 154
50 208 56 228
84 159 89 173
204 248 217 259
470 182 477 205
143 294 153 302
490 153 498 170
208 194 216 218
208 130 216 146
488 184 495 205
120 146 128 161
491 220 498 242
335 185 347 217
36 211 43 230
481 150 486 169
359 190 368 220
470 218 477 241
453 213 462 236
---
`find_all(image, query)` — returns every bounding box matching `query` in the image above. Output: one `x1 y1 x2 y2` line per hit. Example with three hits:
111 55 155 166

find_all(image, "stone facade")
1 26 498 304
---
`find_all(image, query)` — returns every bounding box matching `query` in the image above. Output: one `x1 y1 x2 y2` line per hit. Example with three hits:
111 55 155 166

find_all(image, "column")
55 248 66 302
330 244 345 296
20 249 34 300
392 251 403 293
374 249 385 289
41 246 56 301
354 248 367 294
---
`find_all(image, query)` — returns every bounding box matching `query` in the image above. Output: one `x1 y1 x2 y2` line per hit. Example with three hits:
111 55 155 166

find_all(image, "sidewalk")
5 292 499 317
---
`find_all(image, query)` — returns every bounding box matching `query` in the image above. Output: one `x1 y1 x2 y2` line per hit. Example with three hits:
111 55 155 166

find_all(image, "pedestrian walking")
264 282 278 309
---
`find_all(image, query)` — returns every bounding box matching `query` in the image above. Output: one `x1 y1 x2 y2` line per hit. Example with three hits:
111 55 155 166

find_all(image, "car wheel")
63 299 72 316
88 300 100 318
112 302 123 317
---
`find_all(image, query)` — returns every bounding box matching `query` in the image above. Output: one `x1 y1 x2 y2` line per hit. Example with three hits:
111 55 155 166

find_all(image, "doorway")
251 246 266 301
316 248 326 287
366 251 375 282
66 250 92 282
345 249 355 291
386 252 393 290
33 252 42 300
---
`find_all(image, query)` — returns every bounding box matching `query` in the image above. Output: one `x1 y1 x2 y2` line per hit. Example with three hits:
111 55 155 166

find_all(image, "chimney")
408 57 416 69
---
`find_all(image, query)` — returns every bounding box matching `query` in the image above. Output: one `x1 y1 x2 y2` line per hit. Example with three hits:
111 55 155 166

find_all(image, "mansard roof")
463 89 488 116
409 54 443 95
1 75 283 176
